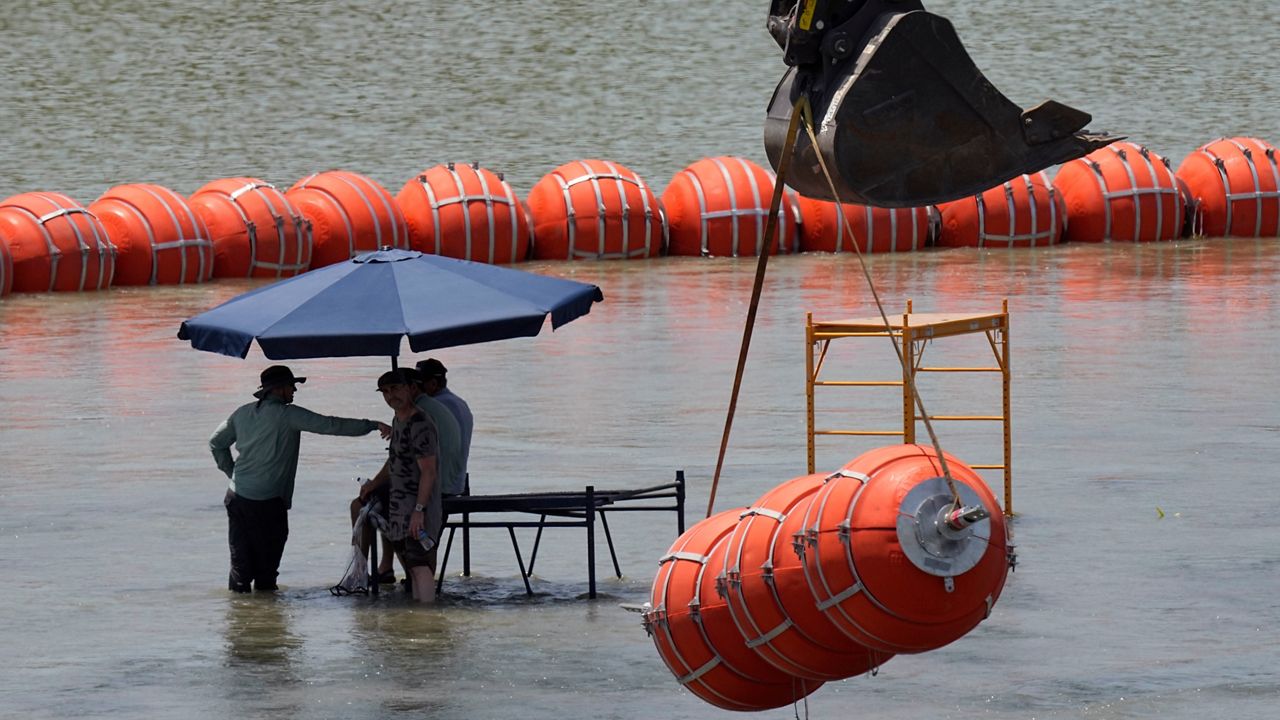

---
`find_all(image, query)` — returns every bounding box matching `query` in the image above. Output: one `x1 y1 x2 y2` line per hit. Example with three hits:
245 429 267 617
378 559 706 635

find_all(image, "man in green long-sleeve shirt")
210 365 389 593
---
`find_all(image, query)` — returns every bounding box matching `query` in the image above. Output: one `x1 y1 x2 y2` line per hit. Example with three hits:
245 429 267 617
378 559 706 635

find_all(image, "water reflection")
348 600 458 716
222 594 302 669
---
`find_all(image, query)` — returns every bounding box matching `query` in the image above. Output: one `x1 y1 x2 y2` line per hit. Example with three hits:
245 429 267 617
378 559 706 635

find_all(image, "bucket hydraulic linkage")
764 0 1117 207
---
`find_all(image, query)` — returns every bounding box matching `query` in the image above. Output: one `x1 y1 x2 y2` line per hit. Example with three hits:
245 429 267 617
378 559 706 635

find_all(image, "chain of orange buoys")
0 136 1276 299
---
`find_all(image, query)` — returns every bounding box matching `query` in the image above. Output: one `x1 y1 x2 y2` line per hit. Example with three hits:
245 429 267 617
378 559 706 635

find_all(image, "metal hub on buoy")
895 477 993 583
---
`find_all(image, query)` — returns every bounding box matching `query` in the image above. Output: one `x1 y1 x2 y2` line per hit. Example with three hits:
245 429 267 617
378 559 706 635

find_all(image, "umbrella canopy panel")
178 248 603 359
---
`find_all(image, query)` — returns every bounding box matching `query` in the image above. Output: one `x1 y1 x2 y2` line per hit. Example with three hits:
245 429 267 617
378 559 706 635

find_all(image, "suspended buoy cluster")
644 444 1012 711
0 135 1275 296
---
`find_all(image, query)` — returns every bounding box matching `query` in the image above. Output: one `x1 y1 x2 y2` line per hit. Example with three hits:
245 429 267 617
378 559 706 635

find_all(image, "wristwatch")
413 503 425 512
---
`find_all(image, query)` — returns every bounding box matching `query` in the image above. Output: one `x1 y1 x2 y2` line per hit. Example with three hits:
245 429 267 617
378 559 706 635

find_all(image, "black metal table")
435 471 686 598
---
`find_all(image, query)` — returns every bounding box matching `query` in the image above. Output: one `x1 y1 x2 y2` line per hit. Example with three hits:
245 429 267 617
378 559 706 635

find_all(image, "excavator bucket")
764 3 1116 207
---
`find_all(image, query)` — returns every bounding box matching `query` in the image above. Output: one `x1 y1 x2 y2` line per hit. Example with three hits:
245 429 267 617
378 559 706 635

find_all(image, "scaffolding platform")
805 299 1013 515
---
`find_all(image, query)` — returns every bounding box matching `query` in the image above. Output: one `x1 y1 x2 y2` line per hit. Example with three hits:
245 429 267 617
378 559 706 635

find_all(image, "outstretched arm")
285 405 384 437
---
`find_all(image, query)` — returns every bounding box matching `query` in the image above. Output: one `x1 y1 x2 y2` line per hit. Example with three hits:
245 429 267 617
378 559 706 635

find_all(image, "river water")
1 1 1278 719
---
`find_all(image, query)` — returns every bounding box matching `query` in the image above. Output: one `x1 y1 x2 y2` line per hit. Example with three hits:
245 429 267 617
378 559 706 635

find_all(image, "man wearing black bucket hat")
210 365 390 593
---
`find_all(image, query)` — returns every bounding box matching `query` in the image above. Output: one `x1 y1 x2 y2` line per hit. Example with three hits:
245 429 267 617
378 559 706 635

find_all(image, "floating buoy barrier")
1175 137 1280 238
0 191 115 292
397 162 530 264
664 156 797 257
645 509 821 711
1054 142 1185 243
286 170 408 268
937 172 1064 248
190 178 312 279
801 445 1010 654
720 473 892 680
526 159 662 260
88 184 213 286
0 232 12 298
795 196 928 253
646 445 1009 711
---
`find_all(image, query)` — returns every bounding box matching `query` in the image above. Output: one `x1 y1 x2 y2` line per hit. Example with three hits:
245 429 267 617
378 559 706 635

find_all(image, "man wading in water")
357 369 442 603
210 365 389 593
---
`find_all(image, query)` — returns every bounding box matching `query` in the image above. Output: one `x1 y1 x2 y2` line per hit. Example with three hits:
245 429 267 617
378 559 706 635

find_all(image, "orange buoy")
937 172 1064 248
0 192 115 292
645 509 821 711
396 162 531 263
1175 137 1280 238
797 445 1010 655
286 170 408 268
1054 142 1185 243
89 184 214 286
190 178 312 278
664 156 797 257
0 232 12 298
795 197 928 253
526 159 661 260
721 473 893 680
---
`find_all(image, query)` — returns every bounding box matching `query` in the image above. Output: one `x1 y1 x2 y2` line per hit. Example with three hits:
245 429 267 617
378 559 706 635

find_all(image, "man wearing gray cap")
416 358 473 495
210 365 389 593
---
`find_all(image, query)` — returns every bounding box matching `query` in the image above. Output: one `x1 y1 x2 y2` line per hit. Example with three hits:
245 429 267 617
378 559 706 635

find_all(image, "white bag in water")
330 499 386 596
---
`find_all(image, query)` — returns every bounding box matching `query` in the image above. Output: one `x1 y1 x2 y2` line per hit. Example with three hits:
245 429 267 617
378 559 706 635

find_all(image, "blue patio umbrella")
178 248 604 360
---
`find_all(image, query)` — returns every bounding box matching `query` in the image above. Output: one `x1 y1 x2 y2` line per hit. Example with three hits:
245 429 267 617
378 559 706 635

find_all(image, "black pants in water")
224 490 289 592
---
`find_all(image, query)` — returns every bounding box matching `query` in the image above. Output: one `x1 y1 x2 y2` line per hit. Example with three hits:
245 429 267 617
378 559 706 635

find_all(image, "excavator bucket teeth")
764 10 1116 207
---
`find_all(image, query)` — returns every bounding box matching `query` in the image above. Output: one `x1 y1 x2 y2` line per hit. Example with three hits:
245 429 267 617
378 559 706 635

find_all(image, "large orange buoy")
189 178 312 278
89 184 213 286
795 197 928 253
0 231 13 298
720 474 892 681
0 191 115 292
645 509 821 711
664 156 797 257
526 159 661 261
1175 137 1280 238
797 445 1010 655
937 172 1064 248
286 170 408 268
397 162 531 263
1054 141 1185 243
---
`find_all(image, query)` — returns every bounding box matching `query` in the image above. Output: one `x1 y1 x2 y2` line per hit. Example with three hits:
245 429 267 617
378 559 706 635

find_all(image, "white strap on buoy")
744 618 792 648
742 507 786 522
816 581 863 611
660 551 709 564
824 469 869 483
676 657 721 685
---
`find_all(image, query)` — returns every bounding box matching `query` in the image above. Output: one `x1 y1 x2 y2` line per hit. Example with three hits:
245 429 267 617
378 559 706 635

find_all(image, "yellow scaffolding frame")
805 299 1013 515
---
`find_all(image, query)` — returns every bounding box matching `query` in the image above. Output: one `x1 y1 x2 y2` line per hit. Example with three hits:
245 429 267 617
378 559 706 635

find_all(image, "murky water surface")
2 2 1279 718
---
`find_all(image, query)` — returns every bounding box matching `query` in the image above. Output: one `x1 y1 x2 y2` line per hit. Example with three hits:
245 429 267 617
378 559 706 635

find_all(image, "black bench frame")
434 470 686 598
